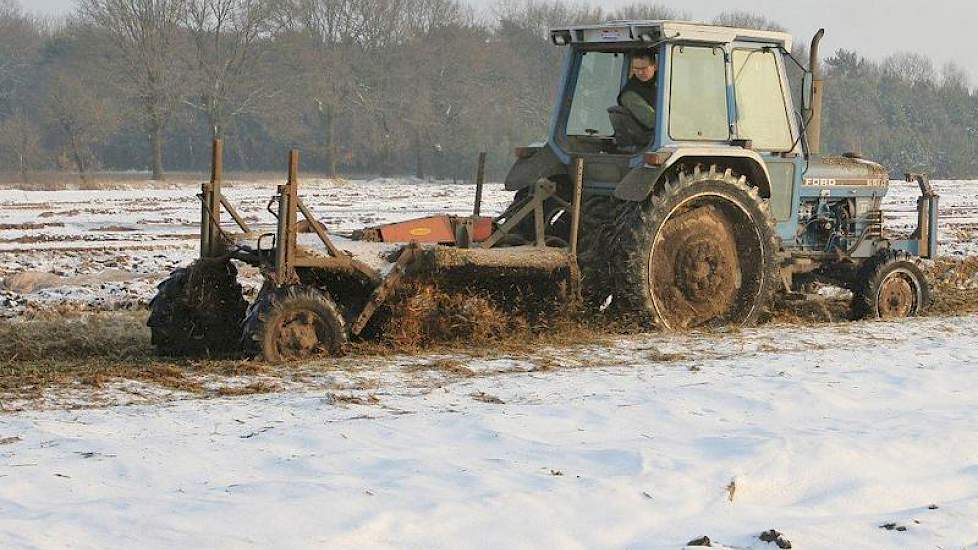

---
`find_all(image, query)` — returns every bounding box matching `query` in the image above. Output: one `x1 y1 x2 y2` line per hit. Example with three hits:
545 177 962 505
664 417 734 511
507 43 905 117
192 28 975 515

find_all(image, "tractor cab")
554 23 798 151
508 21 803 204
551 21 797 154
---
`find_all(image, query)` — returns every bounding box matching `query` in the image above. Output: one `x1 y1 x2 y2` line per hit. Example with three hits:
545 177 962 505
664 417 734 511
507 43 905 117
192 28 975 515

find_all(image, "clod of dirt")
471 391 505 404
927 504 939 510
879 523 908 532
0 436 22 445
405 358 476 377
759 529 792 548
686 535 711 547
325 393 380 406
215 381 279 397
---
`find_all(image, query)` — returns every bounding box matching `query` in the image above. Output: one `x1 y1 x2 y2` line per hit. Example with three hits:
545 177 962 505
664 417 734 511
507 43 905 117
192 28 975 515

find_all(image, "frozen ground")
0 177 976 317
0 176 510 317
2 315 978 549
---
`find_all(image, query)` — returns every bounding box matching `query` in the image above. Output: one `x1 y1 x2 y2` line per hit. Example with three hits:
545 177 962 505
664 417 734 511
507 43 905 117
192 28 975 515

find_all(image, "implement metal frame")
197 140 585 338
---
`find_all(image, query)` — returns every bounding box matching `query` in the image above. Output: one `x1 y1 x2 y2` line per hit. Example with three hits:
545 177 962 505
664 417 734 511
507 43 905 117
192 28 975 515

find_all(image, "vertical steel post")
200 182 211 258
288 149 299 269
208 139 224 255
534 186 546 248
569 157 584 257
272 148 301 279
275 183 289 276
473 151 486 217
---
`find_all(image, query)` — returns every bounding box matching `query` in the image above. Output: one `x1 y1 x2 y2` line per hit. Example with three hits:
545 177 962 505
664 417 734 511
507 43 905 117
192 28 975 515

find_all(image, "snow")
2 176 978 548
884 179 978 257
2 315 978 548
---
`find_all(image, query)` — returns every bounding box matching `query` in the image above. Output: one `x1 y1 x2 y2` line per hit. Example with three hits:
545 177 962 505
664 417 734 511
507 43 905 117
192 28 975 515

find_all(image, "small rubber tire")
242 286 348 362
147 260 247 357
851 250 931 319
499 180 572 245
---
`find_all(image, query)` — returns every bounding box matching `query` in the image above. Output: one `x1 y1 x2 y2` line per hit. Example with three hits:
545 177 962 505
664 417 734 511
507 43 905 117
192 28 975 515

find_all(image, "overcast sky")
24 0 978 84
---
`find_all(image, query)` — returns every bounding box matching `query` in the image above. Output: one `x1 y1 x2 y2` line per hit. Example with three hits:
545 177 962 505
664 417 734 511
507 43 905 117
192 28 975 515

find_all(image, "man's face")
632 58 657 82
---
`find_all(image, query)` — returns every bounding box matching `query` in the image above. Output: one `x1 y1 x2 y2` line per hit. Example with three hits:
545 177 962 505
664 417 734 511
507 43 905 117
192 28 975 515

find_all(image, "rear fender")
504 145 568 191
614 148 773 202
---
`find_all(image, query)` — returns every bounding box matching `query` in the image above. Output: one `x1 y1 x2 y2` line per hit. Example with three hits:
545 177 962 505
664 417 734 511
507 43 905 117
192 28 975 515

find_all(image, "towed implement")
148 144 584 361
150 20 940 360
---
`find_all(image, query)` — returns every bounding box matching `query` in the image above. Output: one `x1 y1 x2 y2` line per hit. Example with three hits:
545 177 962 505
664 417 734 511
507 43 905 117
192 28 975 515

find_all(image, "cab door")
730 48 802 238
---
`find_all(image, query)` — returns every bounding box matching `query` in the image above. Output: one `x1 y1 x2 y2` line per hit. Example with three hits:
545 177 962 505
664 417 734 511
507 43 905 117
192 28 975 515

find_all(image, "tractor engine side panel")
789 156 889 258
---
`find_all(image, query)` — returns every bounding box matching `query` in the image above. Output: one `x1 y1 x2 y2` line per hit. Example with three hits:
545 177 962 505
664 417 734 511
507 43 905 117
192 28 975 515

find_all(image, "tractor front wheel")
851 251 930 319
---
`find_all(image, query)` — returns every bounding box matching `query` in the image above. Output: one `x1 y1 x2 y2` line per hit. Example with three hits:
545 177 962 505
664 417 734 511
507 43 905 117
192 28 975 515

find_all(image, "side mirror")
802 72 814 112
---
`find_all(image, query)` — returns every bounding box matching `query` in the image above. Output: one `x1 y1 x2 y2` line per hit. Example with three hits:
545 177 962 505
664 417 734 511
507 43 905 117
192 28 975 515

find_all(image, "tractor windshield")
565 51 625 137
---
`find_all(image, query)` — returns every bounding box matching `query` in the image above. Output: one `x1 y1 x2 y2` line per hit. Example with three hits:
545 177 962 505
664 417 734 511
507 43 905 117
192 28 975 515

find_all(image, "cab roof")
549 20 793 51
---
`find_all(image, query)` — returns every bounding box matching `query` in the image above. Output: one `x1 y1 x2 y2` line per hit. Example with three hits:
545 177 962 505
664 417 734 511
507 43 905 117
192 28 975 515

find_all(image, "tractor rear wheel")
242 286 347 362
614 165 779 329
577 195 620 308
147 259 247 356
851 251 930 319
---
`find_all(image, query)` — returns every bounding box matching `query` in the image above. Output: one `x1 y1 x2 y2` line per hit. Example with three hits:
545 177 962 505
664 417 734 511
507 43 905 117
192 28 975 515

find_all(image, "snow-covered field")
0 176 512 317
1 176 978 549
0 176 514 313
0 177 976 317
2 316 978 549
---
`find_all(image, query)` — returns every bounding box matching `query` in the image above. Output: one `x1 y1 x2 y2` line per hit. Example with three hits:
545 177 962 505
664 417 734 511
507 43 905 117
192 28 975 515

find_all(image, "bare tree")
609 3 684 21
882 53 936 84
712 11 786 32
0 111 42 182
183 0 276 139
0 1 45 117
77 0 187 180
43 74 119 184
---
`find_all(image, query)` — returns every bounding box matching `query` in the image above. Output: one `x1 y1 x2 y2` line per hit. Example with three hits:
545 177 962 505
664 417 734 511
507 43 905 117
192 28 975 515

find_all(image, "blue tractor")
503 21 938 329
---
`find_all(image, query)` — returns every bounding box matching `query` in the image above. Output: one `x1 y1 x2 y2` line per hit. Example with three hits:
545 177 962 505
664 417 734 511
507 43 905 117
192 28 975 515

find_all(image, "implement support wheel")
243 286 347 361
147 259 247 356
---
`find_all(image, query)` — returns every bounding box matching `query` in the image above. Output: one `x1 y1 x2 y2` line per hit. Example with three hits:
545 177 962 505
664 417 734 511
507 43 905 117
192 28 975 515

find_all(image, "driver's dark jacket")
617 76 657 130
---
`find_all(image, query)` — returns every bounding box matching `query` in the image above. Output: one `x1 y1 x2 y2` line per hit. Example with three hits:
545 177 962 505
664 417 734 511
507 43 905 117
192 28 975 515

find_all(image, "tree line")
0 0 975 183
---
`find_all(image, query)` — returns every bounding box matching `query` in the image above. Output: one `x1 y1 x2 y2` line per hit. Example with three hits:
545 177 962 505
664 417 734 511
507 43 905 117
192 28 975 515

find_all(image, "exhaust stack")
806 29 826 155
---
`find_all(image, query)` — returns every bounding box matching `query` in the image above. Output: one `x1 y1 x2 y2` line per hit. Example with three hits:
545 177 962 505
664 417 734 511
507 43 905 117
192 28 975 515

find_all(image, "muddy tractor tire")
576 195 620 308
613 165 779 330
851 250 931 320
147 259 248 356
242 286 348 362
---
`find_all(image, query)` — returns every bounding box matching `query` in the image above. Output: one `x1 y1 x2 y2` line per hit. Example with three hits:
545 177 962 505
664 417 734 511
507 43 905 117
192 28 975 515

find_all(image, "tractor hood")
802 155 889 187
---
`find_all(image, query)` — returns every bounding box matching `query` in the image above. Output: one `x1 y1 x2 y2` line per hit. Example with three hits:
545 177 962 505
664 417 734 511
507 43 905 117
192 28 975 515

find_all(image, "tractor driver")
609 52 658 149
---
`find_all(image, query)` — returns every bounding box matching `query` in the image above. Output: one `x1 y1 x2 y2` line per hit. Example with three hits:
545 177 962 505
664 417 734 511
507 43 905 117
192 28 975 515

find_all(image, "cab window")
669 45 729 141
732 49 793 151
565 51 624 137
